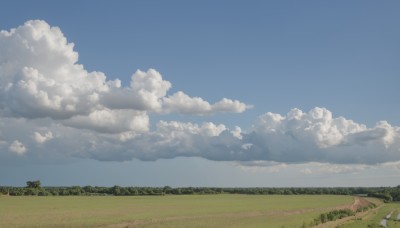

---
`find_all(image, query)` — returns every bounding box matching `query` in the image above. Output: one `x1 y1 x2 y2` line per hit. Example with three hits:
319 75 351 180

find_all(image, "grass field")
0 194 355 227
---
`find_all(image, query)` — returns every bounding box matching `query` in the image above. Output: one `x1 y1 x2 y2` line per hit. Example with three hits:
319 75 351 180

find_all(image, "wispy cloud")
299 163 370 175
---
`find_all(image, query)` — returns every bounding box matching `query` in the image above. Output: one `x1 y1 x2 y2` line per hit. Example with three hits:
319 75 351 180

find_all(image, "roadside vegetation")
312 208 356 225
339 202 400 228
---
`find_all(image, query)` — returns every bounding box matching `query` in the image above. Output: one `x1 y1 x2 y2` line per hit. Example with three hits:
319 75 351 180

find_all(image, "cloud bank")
0 20 248 120
1 20 399 166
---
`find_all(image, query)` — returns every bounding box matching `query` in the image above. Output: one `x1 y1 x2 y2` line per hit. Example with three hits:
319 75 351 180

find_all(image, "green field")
0 194 355 227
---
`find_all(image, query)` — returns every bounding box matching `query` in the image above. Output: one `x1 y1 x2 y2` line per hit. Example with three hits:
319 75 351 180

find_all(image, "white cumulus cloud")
162 92 249 115
1 20 399 167
0 20 250 122
247 107 400 164
33 131 53 144
101 69 170 111
63 109 149 134
9 140 27 155
0 20 109 119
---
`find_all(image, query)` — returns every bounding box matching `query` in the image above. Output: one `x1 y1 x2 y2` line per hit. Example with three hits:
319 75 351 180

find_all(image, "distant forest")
1 181 399 202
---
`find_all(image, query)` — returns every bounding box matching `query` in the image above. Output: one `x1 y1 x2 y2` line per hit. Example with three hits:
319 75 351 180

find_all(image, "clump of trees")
311 209 356 226
26 180 41 188
1 182 400 202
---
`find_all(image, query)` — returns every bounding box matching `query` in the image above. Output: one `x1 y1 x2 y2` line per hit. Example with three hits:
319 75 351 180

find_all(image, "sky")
0 0 399 187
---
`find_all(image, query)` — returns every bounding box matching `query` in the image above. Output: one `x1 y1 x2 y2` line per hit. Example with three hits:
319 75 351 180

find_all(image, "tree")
83 185 95 194
24 188 39 196
163 186 172 194
26 180 41 189
70 186 82 195
112 185 121 196
320 213 328 223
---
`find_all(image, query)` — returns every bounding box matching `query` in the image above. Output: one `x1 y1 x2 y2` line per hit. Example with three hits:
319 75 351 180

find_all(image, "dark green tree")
26 180 41 189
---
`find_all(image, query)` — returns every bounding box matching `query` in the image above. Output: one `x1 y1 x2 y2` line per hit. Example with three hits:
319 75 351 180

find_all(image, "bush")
313 209 356 225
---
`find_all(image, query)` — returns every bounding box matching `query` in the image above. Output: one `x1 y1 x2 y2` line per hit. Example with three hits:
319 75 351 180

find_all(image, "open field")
0 194 357 227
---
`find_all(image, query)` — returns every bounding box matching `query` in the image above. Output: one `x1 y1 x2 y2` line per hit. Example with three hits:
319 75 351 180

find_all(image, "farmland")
0 194 357 227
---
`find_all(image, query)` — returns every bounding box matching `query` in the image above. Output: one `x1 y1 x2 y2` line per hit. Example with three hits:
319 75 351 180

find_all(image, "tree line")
0 181 399 202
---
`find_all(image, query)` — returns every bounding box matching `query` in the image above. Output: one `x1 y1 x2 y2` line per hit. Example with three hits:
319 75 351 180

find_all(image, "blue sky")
0 1 399 187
